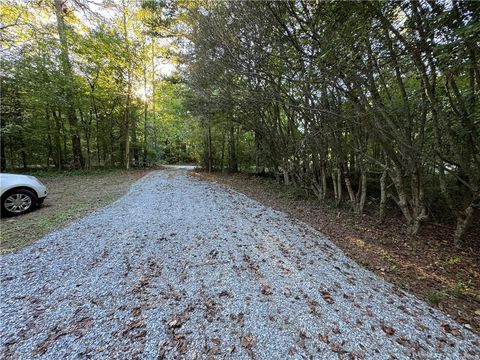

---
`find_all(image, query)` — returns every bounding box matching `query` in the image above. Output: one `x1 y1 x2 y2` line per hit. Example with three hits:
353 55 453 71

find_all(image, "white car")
0 173 48 216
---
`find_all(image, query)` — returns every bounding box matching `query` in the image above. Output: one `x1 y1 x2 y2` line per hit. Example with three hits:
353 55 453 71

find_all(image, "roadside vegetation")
1 1 201 172
185 1 479 246
2 1 478 243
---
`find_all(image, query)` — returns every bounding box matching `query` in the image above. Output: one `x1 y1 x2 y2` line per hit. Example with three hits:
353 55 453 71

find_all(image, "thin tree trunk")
332 170 338 201
379 168 387 223
358 170 367 215
454 200 477 245
143 59 148 166
208 125 212 172
221 131 225 173
121 0 132 170
54 0 83 168
228 122 237 172
336 167 342 206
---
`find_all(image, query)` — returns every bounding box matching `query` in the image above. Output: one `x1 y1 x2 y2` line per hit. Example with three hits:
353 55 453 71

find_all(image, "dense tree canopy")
1 0 479 243
1 0 200 172
181 0 479 243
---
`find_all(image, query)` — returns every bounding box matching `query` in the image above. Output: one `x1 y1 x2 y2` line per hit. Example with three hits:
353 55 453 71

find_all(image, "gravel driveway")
1 168 479 359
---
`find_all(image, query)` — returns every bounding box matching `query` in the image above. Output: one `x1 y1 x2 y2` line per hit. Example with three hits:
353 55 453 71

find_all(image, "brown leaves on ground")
440 322 462 337
241 333 256 358
380 322 395 336
33 316 95 355
193 171 480 333
260 281 273 296
167 305 192 330
319 289 335 304
162 306 195 357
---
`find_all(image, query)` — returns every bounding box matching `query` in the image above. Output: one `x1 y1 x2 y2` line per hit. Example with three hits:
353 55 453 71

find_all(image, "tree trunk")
220 131 225 173
358 170 367 215
125 114 130 169
283 169 290 186
143 59 148 167
390 166 413 227
54 0 83 168
254 131 264 174
336 167 343 206
453 201 477 245
52 109 63 170
332 170 338 201
121 0 132 170
228 122 237 172
208 125 212 172
320 163 327 200
132 119 139 167
379 168 387 223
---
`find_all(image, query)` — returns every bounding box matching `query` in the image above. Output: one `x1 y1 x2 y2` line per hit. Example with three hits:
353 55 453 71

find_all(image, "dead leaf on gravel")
261 282 273 295
121 320 144 336
381 323 395 336
319 289 334 304
298 331 308 349
175 334 187 353
396 336 410 346
318 332 329 344
33 327 70 355
218 290 232 298
203 299 217 322
330 341 347 355
241 334 255 348
241 333 256 357
208 346 221 355
440 322 461 337
167 318 182 328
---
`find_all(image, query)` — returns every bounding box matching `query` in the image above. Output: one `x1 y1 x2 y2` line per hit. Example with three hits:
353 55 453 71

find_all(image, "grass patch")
448 281 467 298
425 290 444 307
36 202 90 229
21 168 123 179
0 169 149 254
0 202 90 255
446 256 461 266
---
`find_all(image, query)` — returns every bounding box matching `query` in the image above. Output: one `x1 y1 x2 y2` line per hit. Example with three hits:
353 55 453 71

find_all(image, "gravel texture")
1 168 479 359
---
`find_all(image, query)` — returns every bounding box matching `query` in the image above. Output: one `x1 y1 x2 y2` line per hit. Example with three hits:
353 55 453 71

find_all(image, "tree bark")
54 0 83 168
228 122 237 172
379 168 387 223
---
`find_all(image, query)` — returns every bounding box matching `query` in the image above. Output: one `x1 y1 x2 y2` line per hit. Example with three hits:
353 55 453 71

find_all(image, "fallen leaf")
381 323 395 336
319 289 334 304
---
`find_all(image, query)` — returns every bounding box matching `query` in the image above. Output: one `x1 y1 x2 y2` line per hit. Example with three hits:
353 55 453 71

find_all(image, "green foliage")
446 257 461 266
0 0 199 172
448 282 466 298
184 0 480 242
425 291 444 307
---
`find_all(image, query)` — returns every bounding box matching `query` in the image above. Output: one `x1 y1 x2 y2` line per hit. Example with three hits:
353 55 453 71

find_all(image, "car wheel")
2 189 38 216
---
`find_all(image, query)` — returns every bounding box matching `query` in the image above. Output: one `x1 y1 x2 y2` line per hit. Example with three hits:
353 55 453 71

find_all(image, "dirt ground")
0 169 150 254
192 171 480 334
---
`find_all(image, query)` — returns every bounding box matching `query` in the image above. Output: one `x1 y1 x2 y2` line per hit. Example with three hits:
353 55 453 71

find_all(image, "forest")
1 0 479 243
1 0 201 171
